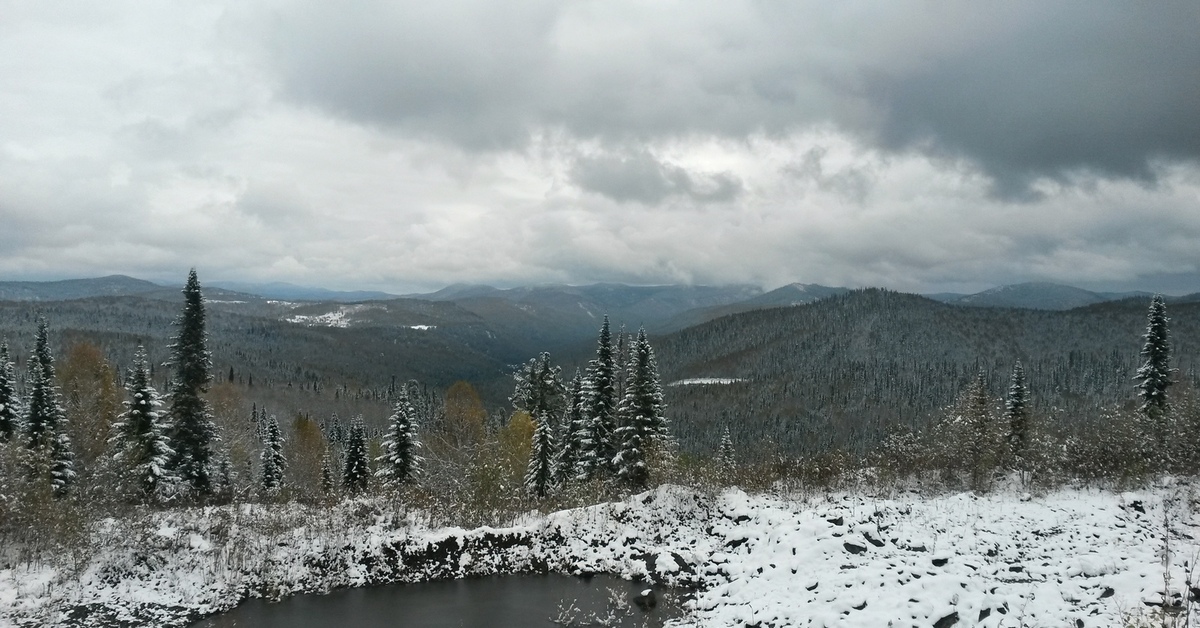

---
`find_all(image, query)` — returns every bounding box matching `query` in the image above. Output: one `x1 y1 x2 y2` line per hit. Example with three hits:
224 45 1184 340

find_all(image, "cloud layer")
0 1 1197 293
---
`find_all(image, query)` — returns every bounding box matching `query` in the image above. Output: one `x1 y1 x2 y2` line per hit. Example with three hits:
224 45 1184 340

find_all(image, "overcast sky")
2 1 1198 294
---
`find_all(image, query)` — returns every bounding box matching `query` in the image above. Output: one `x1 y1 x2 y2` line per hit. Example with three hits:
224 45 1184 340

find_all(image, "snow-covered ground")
1 483 1196 627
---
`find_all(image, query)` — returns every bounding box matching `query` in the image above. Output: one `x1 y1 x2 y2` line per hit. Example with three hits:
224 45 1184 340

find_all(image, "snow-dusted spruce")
109 347 174 500
342 415 370 493
259 415 285 497
24 319 75 496
554 369 585 484
1005 360 1029 464
319 448 337 494
375 391 421 487
525 409 555 497
718 426 735 475
510 352 565 426
613 327 667 491
1135 294 1174 455
613 326 630 404
961 372 996 490
0 341 20 442
166 269 219 497
576 316 618 481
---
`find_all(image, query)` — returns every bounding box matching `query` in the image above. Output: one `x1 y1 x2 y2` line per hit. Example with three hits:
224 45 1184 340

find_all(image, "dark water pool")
191 574 689 628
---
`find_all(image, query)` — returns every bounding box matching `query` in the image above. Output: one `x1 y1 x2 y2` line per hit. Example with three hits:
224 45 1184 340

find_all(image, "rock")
633 588 657 610
934 611 959 627
843 542 868 555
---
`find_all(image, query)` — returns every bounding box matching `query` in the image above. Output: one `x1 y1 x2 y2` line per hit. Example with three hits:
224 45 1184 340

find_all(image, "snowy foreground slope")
1 483 1196 627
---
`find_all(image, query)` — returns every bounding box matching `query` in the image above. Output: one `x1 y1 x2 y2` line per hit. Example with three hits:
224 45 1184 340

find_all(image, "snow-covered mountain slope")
1 483 1195 627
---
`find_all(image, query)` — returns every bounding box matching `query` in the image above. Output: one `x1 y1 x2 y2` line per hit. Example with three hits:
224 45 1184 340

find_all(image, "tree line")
859 294 1194 490
0 271 677 547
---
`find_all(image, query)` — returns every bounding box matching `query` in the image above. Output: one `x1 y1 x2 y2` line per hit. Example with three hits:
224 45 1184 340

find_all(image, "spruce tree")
555 370 585 484
511 352 565 422
25 320 74 496
614 327 630 404
963 373 995 491
1135 295 1173 423
525 409 556 497
718 426 736 476
1005 361 1029 464
577 316 618 480
320 448 337 494
342 415 370 493
613 328 666 491
376 391 422 486
260 415 285 497
167 269 218 496
109 346 174 499
0 341 19 442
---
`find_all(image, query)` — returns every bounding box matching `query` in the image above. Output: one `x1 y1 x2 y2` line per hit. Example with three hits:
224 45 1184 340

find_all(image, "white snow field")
1 482 1196 627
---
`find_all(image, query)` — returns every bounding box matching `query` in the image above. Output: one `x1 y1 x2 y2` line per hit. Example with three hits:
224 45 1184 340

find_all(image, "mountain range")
0 275 1197 456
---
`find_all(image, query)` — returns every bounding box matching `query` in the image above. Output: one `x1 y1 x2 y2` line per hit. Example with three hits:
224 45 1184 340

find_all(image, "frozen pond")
192 573 688 627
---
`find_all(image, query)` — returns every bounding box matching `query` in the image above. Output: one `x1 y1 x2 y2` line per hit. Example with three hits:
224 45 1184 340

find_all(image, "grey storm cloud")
2 1 1199 294
866 4 1200 198
258 1 1200 195
571 150 742 204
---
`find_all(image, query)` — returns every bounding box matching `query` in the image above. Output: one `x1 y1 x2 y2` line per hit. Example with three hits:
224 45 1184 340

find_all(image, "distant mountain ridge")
659 283 849 331
0 275 163 301
925 282 1163 310
209 281 398 303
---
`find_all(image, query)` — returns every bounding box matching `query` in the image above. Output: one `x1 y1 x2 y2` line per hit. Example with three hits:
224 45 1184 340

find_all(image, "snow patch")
286 310 350 328
668 378 745 386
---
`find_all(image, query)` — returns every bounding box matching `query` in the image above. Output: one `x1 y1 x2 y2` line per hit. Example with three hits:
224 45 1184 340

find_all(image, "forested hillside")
657 289 1200 456
3 281 1198 463
0 295 525 431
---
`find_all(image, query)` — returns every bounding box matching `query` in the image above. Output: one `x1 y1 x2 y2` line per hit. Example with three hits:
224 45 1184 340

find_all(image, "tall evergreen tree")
25 320 74 496
511 352 565 424
167 269 218 496
962 373 996 491
0 341 19 442
718 426 736 475
613 328 667 491
376 391 422 486
1005 361 1029 464
614 327 630 404
259 414 285 496
577 316 618 480
555 370 585 484
525 409 556 497
320 447 337 494
342 415 370 493
109 347 174 499
1135 295 1174 423
623 328 667 436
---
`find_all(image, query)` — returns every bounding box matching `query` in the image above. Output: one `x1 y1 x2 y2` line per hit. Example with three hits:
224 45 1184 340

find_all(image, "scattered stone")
633 588 657 610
